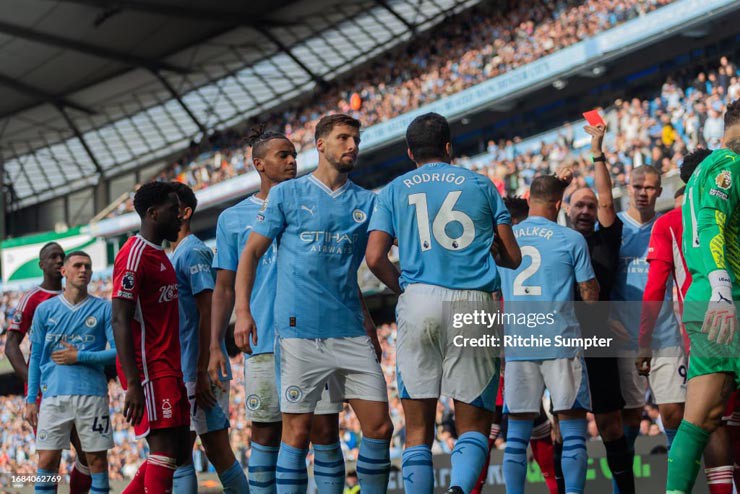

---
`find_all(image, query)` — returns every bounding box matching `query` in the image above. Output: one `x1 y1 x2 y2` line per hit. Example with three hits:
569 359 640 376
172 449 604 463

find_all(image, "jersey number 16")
409 191 475 251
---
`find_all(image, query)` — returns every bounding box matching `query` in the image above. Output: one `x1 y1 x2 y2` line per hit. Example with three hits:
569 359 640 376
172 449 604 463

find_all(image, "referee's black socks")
604 436 636 494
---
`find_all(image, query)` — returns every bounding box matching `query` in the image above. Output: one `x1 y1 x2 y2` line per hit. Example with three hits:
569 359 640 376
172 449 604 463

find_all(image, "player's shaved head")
529 176 567 204
628 165 662 215
39 242 63 260
406 112 451 164
630 165 662 186
679 148 712 184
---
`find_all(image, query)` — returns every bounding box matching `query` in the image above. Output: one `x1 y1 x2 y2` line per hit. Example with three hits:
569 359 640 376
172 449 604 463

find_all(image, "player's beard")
329 151 357 173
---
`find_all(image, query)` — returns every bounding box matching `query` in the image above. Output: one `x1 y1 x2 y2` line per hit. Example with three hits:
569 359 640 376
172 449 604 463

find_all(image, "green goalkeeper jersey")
682 148 740 322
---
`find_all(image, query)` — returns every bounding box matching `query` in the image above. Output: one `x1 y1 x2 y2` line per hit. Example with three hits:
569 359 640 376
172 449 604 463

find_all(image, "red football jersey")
640 207 691 350
113 235 181 384
9 286 61 399
8 286 61 337
647 207 691 303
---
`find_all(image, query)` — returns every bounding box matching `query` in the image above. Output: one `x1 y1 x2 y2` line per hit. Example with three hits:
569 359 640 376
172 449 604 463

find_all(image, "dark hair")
246 124 289 159
406 113 451 163
314 114 361 142
64 250 91 264
172 182 197 213
529 176 567 203
679 148 712 184
504 196 529 223
674 186 686 199
724 99 740 129
133 182 177 218
39 242 63 259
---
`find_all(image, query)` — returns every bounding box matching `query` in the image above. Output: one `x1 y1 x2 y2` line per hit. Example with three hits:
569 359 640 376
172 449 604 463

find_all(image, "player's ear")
316 137 325 154
445 142 452 160
407 148 415 163
253 156 264 173
555 199 563 212
657 186 663 197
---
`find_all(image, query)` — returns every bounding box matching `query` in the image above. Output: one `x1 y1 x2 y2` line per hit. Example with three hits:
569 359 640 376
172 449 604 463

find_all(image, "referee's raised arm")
587 124 617 228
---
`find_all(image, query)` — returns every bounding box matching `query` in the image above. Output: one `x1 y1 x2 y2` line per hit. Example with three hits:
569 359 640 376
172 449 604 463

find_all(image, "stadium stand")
104 0 677 218
2 0 740 491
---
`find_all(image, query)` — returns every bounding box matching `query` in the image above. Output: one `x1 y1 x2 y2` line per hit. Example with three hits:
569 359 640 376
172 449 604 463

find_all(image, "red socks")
123 460 148 494
69 458 92 494
144 454 177 493
530 421 558 494
705 466 734 494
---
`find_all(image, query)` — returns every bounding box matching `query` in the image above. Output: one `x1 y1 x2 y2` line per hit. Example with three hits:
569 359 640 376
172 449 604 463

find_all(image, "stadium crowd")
108 0 675 217
462 54 739 200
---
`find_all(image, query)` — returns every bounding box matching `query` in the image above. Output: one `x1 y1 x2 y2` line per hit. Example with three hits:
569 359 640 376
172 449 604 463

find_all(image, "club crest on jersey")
716 170 732 190
85 316 97 328
38 430 48 441
122 271 136 291
162 398 173 419
352 209 367 223
285 386 303 403
246 394 262 411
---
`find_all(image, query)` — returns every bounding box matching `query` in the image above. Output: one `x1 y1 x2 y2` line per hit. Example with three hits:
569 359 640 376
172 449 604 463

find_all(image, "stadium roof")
0 0 477 209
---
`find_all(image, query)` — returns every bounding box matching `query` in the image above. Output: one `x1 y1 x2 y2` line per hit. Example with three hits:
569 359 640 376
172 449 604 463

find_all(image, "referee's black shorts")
585 357 625 414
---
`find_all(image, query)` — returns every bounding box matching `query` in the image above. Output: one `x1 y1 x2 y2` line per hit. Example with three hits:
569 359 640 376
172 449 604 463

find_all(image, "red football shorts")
723 389 740 423
122 376 190 438
495 372 505 409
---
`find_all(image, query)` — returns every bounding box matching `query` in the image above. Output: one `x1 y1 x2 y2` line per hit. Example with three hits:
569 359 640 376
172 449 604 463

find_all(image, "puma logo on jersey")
301 205 316 215
160 263 167 272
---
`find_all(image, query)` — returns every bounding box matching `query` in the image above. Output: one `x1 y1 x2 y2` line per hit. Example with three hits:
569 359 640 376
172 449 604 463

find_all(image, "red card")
582 109 605 126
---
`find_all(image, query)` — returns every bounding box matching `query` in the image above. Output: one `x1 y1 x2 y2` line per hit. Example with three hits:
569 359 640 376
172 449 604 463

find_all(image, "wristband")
591 154 606 163
709 270 734 304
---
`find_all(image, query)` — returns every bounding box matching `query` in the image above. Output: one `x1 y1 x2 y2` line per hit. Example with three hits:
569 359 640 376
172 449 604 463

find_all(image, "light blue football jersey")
213 195 278 356
27 295 115 402
172 233 232 382
499 216 596 360
368 162 511 291
252 174 375 339
609 211 681 350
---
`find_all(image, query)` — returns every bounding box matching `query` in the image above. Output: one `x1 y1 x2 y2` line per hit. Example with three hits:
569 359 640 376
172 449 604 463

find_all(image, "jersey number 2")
408 191 475 251
513 246 542 296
